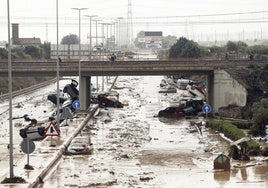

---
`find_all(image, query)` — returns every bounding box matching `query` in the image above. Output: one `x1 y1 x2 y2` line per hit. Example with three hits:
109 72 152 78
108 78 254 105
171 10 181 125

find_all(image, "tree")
61 34 79 45
226 41 238 53
169 37 200 58
134 31 145 49
40 42 51 59
11 46 28 59
162 35 177 49
0 47 8 59
236 41 248 53
250 98 268 136
24 46 42 58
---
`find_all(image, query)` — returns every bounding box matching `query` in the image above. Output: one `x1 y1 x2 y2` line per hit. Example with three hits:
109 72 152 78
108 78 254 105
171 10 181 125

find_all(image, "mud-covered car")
97 94 123 108
158 103 199 118
66 137 93 155
158 106 185 118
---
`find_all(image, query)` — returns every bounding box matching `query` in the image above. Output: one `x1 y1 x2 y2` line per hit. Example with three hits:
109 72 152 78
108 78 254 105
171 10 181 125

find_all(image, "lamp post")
71 7 88 110
7 0 14 179
84 15 97 60
94 19 100 49
117 17 124 49
56 0 60 131
93 18 101 91
100 23 107 91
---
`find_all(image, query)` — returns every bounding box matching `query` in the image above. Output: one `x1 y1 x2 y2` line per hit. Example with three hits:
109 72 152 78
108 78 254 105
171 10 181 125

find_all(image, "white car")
158 85 177 93
66 137 93 155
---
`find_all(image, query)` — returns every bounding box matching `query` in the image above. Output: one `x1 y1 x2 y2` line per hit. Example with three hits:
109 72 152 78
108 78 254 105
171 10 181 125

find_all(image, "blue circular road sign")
202 104 212 114
72 100 81 110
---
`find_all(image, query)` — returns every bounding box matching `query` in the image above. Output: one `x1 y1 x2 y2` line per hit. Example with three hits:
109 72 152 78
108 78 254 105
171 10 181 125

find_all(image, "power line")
1 10 268 21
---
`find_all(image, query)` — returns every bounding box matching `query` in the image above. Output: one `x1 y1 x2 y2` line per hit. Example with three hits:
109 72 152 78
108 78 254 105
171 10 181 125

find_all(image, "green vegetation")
207 119 245 140
61 34 79 45
207 119 261 155
0 42 51 59
0 47 8 59
134 31 146 49
169 37 200 58
250 98 268 136
231 121 253 130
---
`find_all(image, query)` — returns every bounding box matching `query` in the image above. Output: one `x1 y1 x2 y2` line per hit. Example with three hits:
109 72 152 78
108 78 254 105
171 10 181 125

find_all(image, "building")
12 23 41 46
144 31 163 49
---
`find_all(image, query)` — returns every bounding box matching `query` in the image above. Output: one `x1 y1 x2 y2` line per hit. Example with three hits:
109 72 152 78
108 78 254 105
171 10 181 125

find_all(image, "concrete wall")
213 69 247 112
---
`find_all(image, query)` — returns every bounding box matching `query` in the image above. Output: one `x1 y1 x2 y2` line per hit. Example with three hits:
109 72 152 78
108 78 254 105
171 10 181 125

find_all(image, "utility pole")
7 0 14 179
85 15 97 60
127 0 133 49
117 17 124 49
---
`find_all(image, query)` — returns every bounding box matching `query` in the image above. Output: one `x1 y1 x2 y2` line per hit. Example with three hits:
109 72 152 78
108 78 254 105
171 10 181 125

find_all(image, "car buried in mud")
97 94 123 108
65 137 93 155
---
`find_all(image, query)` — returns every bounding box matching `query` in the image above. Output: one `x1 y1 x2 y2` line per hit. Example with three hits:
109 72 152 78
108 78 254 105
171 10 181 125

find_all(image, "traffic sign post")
72 100 81 110
20 137 36 169
202 104 212 118
265 125 268 143
45 121 60 147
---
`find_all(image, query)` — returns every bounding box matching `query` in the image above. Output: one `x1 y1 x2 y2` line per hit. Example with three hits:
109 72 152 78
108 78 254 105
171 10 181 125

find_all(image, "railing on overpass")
0 58 266 77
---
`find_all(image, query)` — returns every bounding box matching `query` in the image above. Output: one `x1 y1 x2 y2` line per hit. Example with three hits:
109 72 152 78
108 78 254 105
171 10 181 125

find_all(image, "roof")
19 38 41 45
144 31 163 37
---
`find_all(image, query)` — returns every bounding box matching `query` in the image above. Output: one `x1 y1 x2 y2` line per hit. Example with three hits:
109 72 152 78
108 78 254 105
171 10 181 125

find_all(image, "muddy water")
41 76 268 188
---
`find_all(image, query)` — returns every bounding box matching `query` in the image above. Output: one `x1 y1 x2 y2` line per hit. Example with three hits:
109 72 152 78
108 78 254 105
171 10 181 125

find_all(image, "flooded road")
37 76 268 187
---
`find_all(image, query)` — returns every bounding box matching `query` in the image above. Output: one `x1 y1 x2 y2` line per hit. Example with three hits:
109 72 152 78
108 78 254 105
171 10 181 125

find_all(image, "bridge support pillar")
212 70 247 113
80 76 91 111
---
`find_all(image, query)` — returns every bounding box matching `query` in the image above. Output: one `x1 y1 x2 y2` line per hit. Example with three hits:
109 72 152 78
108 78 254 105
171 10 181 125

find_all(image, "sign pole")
27 137 29 166
20 139 35 169
202 104 212 119
50 136 54 147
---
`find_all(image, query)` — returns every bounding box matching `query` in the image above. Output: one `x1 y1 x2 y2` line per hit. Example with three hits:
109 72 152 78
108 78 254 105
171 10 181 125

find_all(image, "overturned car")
158 98 204 118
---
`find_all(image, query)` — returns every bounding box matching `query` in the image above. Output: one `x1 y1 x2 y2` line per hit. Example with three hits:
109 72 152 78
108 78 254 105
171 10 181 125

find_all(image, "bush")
207 119 245 140
0 47 8 59
247 140 261 155
231 121 253 129
207 119 261 156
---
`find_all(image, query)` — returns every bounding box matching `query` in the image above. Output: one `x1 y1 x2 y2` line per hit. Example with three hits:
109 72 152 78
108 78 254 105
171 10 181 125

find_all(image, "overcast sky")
0 0 268 43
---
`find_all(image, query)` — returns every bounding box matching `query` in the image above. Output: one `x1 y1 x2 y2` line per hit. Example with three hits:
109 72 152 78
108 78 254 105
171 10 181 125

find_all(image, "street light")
93 19 101 49
117 17 124 49
92 18 101 91
56 0 60 131
71 7 88 110
7 0 14 179
84 15 97 60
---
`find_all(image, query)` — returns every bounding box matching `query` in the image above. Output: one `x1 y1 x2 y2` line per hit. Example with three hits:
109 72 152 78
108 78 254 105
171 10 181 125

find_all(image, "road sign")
72 100 81 110
20 139 36 154
45 121 60 136
202 104 212 114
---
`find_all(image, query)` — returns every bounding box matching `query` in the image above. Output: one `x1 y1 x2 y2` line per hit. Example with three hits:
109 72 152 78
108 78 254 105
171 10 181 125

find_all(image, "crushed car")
65 136 93 155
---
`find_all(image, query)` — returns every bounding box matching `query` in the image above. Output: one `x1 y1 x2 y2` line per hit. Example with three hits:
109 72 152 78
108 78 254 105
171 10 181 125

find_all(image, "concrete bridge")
0 58 265 112
0 59 228 77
